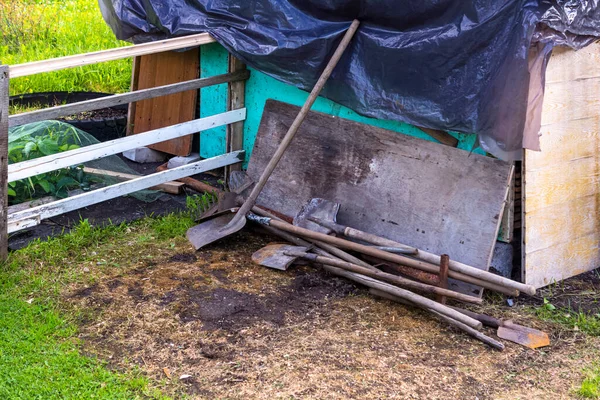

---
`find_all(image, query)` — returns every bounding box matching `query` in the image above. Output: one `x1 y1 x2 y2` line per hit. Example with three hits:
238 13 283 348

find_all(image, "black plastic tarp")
99 0 600 160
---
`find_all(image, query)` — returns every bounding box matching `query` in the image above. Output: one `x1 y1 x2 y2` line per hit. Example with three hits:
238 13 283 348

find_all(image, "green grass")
579 365 600 398
535 298 600 337
1 0 132 96
0 192 214 397
0 211 202 399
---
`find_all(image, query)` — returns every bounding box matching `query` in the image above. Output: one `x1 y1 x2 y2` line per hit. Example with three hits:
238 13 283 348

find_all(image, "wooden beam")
7 151 244 233
127 56 142 136
82 167 185 194
226 55 247 177
8 108 246 183
0 66 8 260
9 70 250 128
8 33 216 78
418 127 459 147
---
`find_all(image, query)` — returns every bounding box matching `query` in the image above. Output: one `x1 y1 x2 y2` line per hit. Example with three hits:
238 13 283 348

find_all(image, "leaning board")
523 42 600 288
129 49 199 156
247 100 513 296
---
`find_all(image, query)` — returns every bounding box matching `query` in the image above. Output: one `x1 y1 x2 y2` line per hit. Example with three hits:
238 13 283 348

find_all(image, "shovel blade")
187 211 246 250
497 324 550 349
293 198 340 234
228 171 255 195
251 244 309 270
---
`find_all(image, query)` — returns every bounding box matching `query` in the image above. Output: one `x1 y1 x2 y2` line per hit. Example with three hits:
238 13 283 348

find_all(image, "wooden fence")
0 33 248 259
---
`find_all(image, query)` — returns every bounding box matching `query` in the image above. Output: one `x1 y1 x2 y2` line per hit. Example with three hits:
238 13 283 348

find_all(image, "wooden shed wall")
523 42 600 288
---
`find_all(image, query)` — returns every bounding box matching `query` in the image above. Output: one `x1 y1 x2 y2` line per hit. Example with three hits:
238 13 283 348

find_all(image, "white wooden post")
0 66 8 260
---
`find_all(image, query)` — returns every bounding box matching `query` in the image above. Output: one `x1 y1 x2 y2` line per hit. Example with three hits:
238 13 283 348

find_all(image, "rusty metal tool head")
497 321 550 349
294 198 417 255
251 244 311 270
450 306 550 349
293 198 340 234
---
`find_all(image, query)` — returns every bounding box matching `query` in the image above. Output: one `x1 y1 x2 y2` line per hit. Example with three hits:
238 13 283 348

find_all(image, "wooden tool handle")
287 251 482 304
370 289 504 350
232 20 361 224
449 306 502 328
257 216 519 296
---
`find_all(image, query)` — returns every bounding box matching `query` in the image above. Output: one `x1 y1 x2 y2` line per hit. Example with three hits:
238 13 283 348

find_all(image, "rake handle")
288 250 482 305
231 19 361 225
300 218 535 296
328 267 482 330
370 290 505 351
252 215 519 296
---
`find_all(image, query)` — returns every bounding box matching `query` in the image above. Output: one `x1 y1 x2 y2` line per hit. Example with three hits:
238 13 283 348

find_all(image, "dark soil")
8 193 188 251
518 269 600 314
175 272 357 332
63 229 600 399
169 253 198 263
61 107 127 121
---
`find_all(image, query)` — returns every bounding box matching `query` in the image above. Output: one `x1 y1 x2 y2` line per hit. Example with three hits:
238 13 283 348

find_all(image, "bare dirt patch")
65 230 600 399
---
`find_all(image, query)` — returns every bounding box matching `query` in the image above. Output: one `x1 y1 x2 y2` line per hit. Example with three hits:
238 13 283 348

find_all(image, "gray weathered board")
247 100 513 296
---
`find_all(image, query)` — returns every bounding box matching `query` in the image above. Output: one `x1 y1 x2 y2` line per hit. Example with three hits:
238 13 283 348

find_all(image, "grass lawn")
0 212 197 399
0 0 132 95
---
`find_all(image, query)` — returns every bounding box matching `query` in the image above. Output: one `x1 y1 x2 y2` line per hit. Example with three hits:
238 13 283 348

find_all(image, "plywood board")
247 100 513 296
523 42 600 288
130 49 199 156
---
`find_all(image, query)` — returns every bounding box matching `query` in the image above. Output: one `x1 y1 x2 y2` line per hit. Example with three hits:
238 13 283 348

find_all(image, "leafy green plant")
8 125 100 203
185 191 218 216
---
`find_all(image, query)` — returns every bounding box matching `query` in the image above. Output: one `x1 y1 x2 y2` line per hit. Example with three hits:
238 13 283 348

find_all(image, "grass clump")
536 298 600 337
0 0 131 95
579 365 600 398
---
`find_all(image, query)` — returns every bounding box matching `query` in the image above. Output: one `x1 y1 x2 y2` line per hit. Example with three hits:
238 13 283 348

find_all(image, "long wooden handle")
329 268 482 330
448 306 502 328
325 221 534 296
231 20 361 225
254 216 521 295
251 216 483 332
370 289 504 350
290 251 482 304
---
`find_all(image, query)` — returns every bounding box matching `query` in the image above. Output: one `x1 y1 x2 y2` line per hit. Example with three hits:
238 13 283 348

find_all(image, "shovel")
450 306 550 349
252 243 482 304
186 19 361 250
295 198 536 296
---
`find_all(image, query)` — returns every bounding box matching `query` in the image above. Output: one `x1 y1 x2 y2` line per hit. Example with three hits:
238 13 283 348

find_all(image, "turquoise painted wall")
199 43 480 166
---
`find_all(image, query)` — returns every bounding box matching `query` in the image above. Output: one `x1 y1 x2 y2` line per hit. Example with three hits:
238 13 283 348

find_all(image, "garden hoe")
186 19 361 250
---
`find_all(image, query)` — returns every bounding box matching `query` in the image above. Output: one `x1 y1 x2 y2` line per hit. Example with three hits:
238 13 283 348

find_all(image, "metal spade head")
497 321 550 349
293 198 340 234
251 244 310 270
186 209 247 250
194 192 240 223
228 171 255 196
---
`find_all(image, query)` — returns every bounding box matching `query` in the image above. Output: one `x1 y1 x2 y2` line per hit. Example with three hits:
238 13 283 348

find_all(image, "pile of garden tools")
185 19 549 351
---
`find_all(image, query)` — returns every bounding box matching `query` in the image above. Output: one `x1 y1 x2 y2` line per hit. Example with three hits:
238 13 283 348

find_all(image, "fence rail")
9 70 249 127
9 33 216 78
1 33 247 257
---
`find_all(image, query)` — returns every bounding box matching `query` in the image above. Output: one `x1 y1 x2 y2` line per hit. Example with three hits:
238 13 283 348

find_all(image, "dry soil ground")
65 230 600 399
